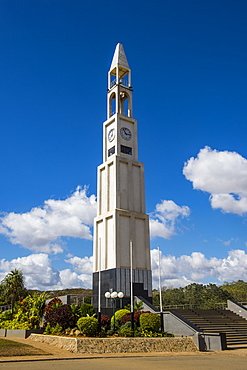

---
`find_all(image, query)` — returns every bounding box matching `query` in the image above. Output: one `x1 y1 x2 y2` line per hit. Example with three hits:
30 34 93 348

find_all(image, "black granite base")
92 268 152 316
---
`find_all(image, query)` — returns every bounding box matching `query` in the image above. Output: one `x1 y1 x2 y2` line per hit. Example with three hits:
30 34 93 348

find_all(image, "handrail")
110 78 129 89
154 302 228 310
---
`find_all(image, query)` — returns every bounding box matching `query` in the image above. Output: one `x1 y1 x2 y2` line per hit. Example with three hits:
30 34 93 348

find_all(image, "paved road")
1 355 247 370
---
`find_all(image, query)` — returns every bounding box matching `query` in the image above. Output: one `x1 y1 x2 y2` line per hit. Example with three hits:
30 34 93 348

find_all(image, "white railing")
155 302 228 310
0 304 12 312
110 79 116 88
110 78 129 88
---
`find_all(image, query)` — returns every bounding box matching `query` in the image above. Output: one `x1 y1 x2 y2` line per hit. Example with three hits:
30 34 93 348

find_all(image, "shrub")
120 311 151 327
139 313 161 332
44 304 77 331
0 319 30 330
119 313 132 326
28 315 40 329
0 293 46 330
45 297 63 312
79 303 95 317
21 292 47 321
44 322 52 335
70 304 81 319
110 309 130 324
44 322 63 335
77 316 98 337
100 314 110 332
118 322 133 337
0 310 12 321
136 329 174 337
124 300 144 312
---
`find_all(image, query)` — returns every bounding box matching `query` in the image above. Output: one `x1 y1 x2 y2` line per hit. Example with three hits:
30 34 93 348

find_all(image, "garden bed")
29 334 198 353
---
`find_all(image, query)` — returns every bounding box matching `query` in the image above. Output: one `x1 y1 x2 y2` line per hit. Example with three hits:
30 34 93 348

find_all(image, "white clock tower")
93 44 152 310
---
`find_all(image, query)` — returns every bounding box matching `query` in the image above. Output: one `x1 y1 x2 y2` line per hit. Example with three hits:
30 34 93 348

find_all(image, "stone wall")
29 334 198 353
30 334 77 352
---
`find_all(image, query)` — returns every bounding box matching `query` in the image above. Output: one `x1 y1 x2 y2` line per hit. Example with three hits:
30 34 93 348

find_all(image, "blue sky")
0 0 247 290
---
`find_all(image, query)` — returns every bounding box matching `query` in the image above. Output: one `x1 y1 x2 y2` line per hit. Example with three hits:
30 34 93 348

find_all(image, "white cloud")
151 248 247 289
0 253 93 290
149 200 190 239
0 254 60 289
183 146 247 215
0 182 190 255
59 269 92 289
0 186 97 254
2 249 247 291
217 238 235 246
65 255 93 274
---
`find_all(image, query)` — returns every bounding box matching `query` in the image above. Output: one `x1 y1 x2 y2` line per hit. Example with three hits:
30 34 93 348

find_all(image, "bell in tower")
92 43 152 314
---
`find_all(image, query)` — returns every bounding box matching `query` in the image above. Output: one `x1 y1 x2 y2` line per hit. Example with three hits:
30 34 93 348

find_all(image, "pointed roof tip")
110 43 130 71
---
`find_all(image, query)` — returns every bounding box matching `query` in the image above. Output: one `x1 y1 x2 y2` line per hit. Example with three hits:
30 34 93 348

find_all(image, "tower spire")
108 43 131 90
110 43 129 72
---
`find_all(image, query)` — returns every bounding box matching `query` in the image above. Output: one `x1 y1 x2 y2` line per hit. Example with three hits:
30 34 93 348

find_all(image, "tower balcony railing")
110 79 117 88
110 78 129 88
110 110 116 117
110 110 129 117
120 79 129 87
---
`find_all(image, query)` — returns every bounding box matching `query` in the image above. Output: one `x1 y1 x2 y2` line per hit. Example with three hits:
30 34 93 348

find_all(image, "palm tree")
0 269 26 313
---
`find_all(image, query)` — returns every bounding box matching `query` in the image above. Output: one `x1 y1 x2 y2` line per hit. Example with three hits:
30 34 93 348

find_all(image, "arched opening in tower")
109 92 116 116
120 91 131 117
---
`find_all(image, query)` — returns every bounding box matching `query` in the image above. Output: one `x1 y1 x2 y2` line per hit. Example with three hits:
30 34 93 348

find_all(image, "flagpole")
158 245 164 332
158 245 162 312
130 239 134 331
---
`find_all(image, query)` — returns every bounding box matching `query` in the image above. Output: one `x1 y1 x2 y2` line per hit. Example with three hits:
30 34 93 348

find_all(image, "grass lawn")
0 338 49 357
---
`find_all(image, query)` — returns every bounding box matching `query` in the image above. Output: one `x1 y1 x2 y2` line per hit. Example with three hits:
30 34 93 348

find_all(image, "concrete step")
171 308 247 348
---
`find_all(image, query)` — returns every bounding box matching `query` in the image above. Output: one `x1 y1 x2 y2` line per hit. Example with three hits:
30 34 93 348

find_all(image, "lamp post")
105 291 124 332
98 238 101 333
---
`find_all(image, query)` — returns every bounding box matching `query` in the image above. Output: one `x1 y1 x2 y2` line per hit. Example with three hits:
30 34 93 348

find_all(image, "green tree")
222 280 247 301
0 269 27 312
152 282 233 309
183 283 204 305
124 300 144 312
153 287 185 307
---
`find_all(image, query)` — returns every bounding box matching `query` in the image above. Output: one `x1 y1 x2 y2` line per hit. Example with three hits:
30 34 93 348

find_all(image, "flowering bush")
44 297 63 312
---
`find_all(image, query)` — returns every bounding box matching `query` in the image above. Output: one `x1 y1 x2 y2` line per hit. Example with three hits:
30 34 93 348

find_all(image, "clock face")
108 128 115 142
120 127 132 141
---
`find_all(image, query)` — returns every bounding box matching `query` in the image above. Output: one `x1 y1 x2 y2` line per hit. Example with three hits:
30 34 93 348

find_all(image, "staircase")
171 308 247 347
